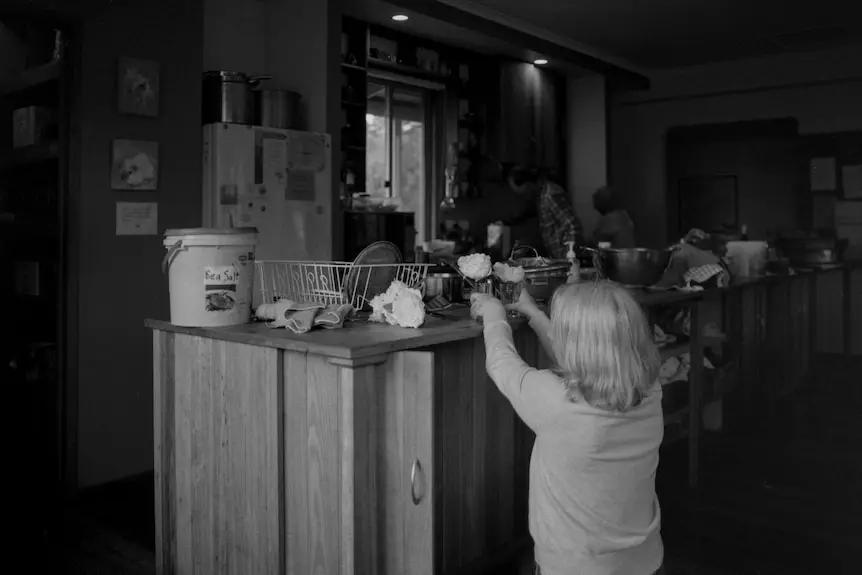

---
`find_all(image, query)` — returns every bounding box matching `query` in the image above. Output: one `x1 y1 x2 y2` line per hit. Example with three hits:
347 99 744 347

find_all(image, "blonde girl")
470 281 664 575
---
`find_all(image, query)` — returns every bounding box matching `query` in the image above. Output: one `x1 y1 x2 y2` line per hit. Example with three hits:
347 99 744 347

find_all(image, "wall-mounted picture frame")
118 57 160 117
111 139 159 190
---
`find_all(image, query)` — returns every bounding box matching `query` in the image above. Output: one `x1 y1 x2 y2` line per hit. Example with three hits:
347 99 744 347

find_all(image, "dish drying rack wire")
255 260 431 310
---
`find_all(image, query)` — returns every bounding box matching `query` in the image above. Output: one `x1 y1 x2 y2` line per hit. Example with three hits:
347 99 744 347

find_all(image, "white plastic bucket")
162 227 259 327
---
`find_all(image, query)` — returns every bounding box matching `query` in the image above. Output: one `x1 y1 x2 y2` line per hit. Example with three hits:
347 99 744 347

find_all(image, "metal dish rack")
255 260 431 310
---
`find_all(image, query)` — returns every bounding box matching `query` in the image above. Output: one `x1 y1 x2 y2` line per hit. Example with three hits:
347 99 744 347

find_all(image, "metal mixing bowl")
592 247 672 287
509 256 570 301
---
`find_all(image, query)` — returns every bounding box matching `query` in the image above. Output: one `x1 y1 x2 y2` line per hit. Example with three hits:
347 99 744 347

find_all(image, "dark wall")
75 0 202 486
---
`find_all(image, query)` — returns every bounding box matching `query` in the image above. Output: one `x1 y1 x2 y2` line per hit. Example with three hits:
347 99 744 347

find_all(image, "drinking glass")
497 282 523 318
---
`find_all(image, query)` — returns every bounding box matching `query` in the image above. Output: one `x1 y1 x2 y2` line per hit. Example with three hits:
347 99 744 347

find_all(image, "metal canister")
202 71 270 125
424 270 464 302
255 89 302 129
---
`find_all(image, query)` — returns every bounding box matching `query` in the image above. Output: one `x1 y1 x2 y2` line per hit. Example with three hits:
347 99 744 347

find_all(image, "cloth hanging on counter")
256 300 354 333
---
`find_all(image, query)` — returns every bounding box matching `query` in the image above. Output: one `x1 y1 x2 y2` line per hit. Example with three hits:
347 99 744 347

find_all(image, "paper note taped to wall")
287 132 327 172
286 170 316 202
116 201 158 235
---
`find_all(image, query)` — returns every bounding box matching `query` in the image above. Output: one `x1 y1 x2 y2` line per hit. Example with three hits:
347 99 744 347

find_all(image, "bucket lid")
164 227 259 236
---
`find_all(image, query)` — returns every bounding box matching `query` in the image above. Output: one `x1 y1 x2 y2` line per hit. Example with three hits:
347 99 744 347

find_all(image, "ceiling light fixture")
392 14 409 22
533 58 549 65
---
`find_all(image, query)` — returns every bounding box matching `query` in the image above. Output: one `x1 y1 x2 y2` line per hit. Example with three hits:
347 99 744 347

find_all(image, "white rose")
391 290 426 328
369 280 426 328
493 262 525 283
457 253 492 280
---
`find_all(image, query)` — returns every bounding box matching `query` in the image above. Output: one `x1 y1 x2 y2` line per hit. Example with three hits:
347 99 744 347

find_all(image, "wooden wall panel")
166 334 282 575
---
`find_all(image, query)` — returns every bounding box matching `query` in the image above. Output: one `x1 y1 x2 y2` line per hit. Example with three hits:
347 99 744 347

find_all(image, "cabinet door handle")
410 458 424 505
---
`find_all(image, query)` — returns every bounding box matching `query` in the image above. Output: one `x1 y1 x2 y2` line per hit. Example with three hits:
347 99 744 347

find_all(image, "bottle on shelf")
565 240 580 283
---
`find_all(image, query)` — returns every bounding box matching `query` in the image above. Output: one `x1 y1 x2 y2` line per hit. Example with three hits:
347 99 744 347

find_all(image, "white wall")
202 0 267 74
611 46 862 247
566 74 606 238
202 0 343 257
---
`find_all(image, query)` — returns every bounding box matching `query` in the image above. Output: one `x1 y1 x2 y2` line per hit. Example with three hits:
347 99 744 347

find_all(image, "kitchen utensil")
342 241 403 309
589 247 672 287
508 246 570 301
774 237 847 265
424 269 464 303
255 88 301 129
202 71 271 125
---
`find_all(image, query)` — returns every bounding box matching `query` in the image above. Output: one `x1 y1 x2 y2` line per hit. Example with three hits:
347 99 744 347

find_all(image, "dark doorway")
666 118 801 240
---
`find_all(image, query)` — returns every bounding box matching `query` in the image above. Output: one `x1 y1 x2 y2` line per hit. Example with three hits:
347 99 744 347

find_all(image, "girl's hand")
505 288 539 318
470 293 507 324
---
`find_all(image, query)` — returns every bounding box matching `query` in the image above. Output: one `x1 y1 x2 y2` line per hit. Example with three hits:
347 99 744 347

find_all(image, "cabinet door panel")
402 352 435 575
377 351 435 575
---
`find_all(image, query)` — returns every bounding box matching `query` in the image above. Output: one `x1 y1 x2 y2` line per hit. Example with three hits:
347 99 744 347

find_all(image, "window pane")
392 87 425 240
366 83 388 199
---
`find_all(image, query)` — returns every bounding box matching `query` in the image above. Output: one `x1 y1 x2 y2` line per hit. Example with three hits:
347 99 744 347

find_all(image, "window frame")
366 71 445 241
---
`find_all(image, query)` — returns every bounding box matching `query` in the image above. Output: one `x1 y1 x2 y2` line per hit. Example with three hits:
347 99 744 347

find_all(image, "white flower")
457 253 492 280
493 262 525 283
391 290 425 328
369 280 426 328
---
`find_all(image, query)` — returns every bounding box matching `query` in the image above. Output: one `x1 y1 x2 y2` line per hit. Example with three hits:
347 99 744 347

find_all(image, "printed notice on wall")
116 201 158 235
287 132 327 172
286 170 316 202
810 157 836 191
262 137 288 195
841 164 862 199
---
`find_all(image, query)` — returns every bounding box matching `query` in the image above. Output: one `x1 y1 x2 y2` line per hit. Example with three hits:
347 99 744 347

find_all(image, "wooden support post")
688 300 704 488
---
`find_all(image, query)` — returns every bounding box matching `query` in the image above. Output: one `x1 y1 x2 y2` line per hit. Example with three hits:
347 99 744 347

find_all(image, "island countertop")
145 288 704 360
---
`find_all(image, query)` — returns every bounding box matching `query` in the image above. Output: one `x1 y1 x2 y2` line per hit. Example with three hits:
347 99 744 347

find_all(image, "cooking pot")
202 71 271 125
589 247 672 287
255 89 302 129
424 269 464 303
508 246 570 301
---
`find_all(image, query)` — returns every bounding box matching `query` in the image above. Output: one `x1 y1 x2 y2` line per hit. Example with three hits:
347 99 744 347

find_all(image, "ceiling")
465 0 862 69
345 0 598 77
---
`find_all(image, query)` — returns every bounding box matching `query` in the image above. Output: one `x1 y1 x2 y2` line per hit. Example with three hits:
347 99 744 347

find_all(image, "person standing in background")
591 185 637 248
505 165 585 259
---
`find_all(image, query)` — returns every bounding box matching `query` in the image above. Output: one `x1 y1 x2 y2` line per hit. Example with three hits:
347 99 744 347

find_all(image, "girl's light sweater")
482 318 664 575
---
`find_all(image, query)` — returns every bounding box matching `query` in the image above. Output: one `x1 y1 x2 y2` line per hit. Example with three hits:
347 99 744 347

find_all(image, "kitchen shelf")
341 100 366 109
0 142 59 171
367 58 459 84
340 62 367 73
0 59 62 97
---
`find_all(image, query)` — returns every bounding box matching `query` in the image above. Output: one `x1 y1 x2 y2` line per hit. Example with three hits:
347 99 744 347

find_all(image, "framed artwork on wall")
111 139 159 190
117 57 160 117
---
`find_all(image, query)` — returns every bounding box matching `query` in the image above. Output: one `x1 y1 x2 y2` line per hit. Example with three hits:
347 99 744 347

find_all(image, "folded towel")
313 304 354 329
257 299 354 333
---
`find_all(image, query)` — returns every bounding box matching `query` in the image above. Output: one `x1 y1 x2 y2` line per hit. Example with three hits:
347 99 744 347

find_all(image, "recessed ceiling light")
533 58 549 65
392 14 409 22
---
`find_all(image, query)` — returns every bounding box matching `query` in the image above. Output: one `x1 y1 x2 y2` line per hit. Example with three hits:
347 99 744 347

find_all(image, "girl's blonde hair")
549 281 660 412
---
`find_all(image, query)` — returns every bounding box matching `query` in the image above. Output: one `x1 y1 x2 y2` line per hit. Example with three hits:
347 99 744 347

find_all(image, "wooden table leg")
688 300 704 488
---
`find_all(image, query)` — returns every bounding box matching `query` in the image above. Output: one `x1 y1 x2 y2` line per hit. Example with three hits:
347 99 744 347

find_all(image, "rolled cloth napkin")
256 300 354 334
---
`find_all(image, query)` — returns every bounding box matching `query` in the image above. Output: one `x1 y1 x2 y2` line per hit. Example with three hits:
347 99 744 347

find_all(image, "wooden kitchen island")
147 287 708 575
148 312 546 575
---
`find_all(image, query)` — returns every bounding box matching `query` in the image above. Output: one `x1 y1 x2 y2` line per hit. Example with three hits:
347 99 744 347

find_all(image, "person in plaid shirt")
506 166 584 259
